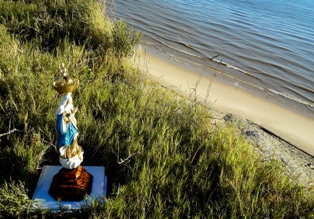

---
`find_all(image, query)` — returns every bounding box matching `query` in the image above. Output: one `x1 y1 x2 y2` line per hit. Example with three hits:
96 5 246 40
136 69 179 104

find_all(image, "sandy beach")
133 45 314 157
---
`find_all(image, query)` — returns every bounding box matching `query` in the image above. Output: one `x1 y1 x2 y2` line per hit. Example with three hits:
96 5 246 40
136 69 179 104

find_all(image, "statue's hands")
71 107 78 114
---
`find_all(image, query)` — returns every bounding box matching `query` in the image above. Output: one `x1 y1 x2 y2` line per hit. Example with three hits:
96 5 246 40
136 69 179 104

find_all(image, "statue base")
48 165 93 201
32 166 106 210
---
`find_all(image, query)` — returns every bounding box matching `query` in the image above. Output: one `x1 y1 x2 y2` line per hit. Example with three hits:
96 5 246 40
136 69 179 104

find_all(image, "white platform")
32 165 107 211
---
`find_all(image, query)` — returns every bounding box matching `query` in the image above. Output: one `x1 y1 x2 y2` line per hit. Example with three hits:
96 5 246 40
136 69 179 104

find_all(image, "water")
107 0 314 118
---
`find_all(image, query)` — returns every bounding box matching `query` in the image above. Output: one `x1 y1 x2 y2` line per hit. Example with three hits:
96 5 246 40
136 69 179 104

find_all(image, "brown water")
107 0 314 118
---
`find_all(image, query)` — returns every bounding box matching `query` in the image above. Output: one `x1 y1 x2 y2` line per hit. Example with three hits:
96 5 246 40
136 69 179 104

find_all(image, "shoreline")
133 45 314 157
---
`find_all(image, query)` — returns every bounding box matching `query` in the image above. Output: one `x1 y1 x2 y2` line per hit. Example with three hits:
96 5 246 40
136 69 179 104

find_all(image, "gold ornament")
52 63 79 94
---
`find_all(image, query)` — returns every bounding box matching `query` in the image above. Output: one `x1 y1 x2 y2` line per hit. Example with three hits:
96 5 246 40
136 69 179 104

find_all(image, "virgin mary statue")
56 93 78 150
53 64 83 169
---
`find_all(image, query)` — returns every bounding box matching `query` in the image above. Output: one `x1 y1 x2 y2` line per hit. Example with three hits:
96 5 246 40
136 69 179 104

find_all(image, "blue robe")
56 114 78 150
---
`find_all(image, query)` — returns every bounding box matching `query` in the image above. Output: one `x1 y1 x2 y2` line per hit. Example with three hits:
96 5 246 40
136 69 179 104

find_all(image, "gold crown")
52 63 79 94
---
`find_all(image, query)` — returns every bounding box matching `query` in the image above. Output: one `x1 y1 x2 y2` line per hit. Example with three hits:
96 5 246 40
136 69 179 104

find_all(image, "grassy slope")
0 0 313 218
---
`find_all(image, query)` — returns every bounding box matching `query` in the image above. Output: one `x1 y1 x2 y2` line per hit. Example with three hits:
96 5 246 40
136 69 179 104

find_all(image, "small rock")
242 129 259 138
305 163 314 169
223 113 234 122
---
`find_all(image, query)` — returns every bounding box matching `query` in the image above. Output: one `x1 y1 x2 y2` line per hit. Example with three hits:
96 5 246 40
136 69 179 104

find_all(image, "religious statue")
49 63 93 201
52 63 83 169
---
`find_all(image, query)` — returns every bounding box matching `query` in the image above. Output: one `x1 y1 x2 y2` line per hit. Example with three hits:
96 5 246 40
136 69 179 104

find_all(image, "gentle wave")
108 0 314 117
266 89 314 108
143 37 314 116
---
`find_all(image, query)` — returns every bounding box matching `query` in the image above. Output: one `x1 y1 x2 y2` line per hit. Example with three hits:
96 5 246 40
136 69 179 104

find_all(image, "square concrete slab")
32 165 107 211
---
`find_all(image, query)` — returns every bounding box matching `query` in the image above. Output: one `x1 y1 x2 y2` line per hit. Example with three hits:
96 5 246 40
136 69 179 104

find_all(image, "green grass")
0 0 314 218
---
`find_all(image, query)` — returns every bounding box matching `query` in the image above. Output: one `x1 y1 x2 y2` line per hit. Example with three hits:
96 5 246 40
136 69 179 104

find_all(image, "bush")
0 0 141 56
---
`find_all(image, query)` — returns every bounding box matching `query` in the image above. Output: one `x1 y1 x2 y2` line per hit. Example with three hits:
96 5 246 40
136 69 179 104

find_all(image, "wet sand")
133 45 314 157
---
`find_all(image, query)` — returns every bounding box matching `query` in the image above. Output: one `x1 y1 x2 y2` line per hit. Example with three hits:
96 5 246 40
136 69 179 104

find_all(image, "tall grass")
0 0 314 218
